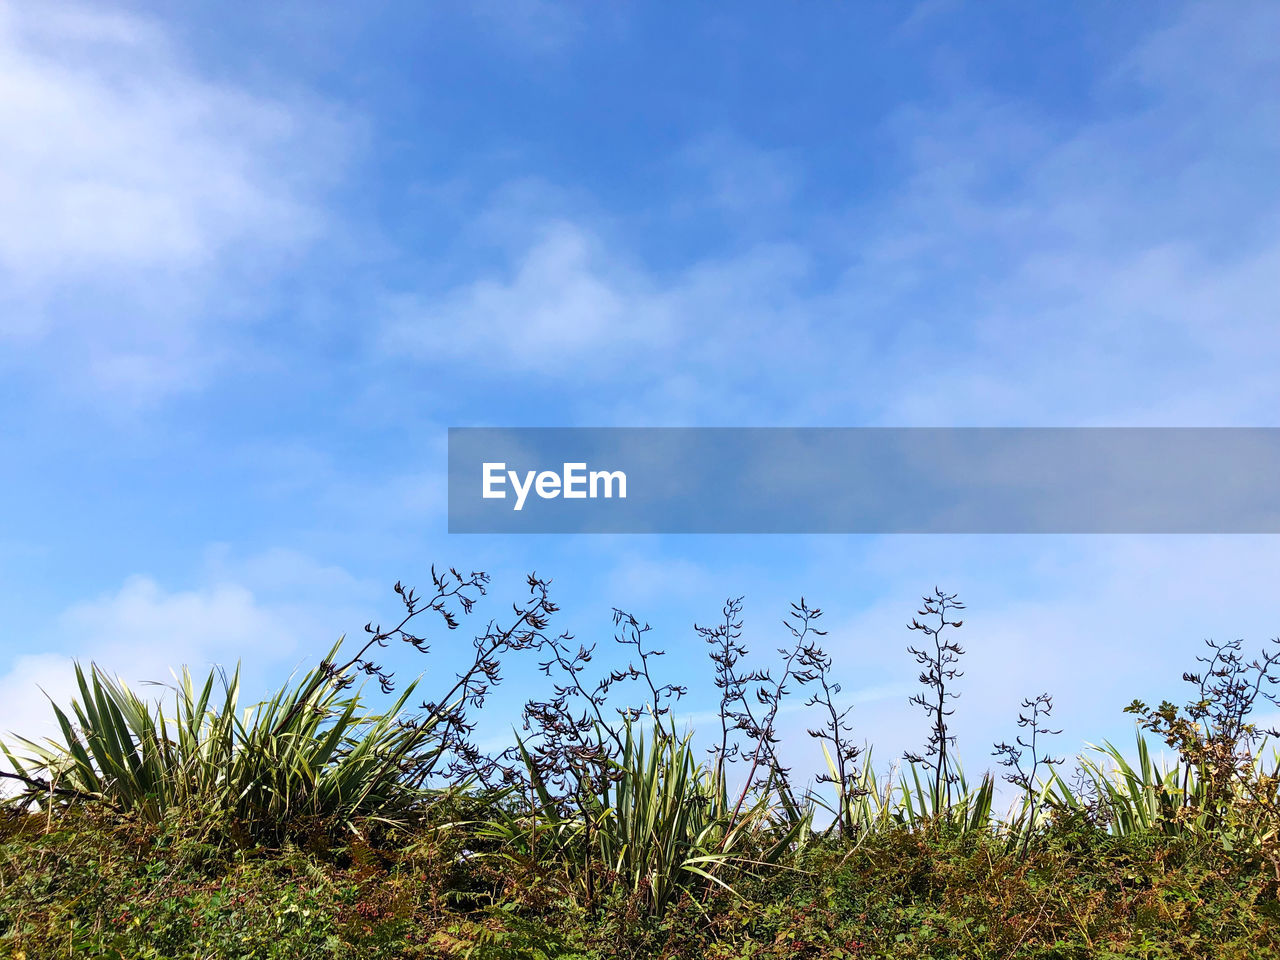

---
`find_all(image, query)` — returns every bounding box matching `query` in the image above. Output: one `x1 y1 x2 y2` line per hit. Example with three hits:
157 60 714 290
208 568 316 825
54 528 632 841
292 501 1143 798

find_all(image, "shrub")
1 642 440 842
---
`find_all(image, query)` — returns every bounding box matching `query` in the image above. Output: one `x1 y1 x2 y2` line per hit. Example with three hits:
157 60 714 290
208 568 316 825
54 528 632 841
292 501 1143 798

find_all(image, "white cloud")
0 652 78 754
382 1 1280 429
0 2 347 402
0 576 285 756
795 534 1280 779
384 221 671 374
838 3 1280 427
0 548 373 754
203 545 362 597
57 575 296 670
382 214 815 415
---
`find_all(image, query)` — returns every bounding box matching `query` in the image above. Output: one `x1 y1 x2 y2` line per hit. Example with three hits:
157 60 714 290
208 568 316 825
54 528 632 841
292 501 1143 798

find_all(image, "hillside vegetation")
3 570 1279 958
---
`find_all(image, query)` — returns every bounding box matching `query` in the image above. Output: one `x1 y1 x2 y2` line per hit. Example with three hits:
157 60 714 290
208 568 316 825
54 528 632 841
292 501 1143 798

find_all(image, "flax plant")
2 642 442 840
485 720 800 916
812 747 997 842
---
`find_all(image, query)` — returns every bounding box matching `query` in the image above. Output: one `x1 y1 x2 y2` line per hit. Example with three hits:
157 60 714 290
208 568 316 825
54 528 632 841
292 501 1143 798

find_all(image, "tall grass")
2 643 441 840
1047 729 1280 845
1048 732 1195 836
812 746 997 842
484 721 802 915
9 572 1280 930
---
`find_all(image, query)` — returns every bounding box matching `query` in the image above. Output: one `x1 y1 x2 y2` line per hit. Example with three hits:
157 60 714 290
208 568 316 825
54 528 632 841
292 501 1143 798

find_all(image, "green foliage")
483 721 801 917
813 747 997 845
1048 728 1280 849
6 582 1280 956
2 643 441 842
3 809 1280 959
1051 731 1198 837
594 723 803 911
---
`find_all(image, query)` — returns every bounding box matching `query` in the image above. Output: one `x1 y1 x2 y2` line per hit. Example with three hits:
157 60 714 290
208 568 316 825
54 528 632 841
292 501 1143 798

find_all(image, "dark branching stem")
330 566 488 692
725 598 825 833
410 573 560 786
798 636 862 839
533 633 625 754
298 567 562 789
521 604 685 811
1185 637 1280 750
273 566 488 738
1127 635 1280 828
611 608 687 741
993 692 1062 856
0 769 96 802
904 588 966 817
519 604 689 907
522 635 623 803
697 597 760 786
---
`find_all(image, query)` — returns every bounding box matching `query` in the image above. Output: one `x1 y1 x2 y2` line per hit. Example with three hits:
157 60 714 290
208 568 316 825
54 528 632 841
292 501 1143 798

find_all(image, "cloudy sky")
2 0 1279 784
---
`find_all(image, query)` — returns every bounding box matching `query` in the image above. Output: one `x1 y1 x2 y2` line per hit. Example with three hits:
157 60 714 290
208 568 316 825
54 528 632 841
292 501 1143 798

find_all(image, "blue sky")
2 1 1279 785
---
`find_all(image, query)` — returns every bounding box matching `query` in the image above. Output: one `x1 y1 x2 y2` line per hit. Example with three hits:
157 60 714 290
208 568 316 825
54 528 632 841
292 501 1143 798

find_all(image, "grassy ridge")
3 574 1280 957
2 807 1278 958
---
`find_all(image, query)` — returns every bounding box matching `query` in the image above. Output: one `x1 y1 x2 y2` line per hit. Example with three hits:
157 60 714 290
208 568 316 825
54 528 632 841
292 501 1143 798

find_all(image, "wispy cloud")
380 212 814 421
378 0 1279 428
0 546 373 749
0 2 349 403
383 221 672 375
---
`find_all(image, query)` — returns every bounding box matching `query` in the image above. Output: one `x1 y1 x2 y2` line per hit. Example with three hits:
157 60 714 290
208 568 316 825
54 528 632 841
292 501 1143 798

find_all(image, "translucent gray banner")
447 428 1280 533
